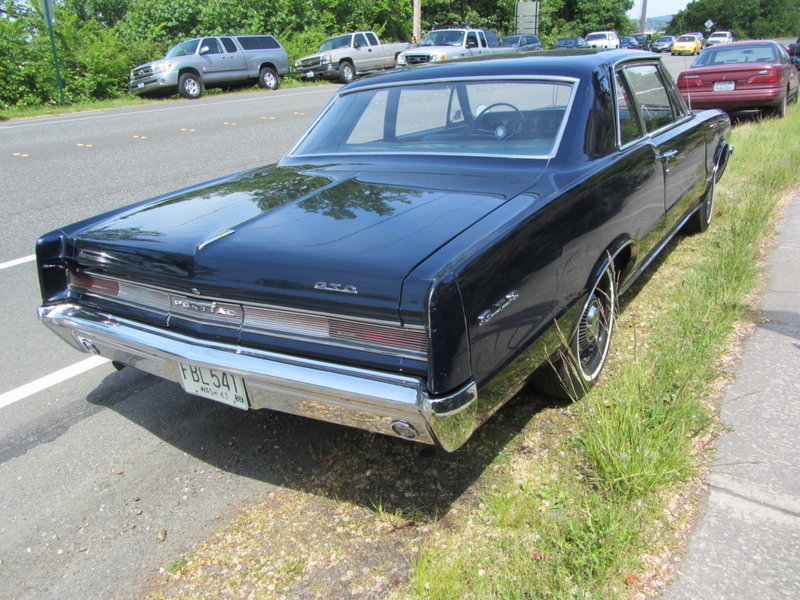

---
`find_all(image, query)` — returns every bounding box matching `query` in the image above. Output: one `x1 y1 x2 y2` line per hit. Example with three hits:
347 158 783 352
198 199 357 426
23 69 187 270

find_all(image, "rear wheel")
773 94 788 118
533 265 616 399
683 175 715 234
178 73 203 99
258 67 280 90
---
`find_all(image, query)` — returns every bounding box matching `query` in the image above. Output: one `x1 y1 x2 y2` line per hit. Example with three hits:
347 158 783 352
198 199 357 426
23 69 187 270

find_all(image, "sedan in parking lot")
552 37 590 49
498 34 543 52
652 35 676 52
672 34 703 55
37 51 732 452
677 40 799 117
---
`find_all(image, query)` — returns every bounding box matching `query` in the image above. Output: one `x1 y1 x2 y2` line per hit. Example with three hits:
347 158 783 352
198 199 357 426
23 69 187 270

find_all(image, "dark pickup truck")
788 37 800 58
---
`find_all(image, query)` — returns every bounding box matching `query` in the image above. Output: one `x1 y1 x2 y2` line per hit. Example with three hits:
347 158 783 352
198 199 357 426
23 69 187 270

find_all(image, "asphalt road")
0 56 699 600
0 84 343 600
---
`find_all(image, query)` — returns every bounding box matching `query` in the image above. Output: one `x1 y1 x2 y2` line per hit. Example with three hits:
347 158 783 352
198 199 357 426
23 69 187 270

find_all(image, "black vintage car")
36 51 732 452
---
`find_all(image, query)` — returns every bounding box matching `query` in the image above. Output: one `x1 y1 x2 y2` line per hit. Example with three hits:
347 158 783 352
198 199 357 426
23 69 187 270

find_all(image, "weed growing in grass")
407 109 800 599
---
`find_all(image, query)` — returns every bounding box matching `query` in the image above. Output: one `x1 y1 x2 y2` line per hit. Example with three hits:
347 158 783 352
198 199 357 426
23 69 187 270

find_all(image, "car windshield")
319 35 351 51
693 44 777 66
656 36 673 42
499 36 521 46
422 31 465 46
290 79 575 159
585 33 606 41
677 36 696 42
165 40 199 58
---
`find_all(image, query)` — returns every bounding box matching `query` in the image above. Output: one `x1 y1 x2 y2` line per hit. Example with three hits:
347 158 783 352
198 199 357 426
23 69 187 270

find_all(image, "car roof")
344 50 652 91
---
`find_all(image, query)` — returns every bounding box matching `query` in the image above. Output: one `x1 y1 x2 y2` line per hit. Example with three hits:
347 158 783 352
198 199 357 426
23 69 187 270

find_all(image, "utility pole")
639 0 648 33
413 0 421 42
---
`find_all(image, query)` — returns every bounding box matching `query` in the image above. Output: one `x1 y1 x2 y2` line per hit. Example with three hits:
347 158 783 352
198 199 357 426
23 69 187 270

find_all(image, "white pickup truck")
397 29 505 66
294 32 409 83
129 34 290 99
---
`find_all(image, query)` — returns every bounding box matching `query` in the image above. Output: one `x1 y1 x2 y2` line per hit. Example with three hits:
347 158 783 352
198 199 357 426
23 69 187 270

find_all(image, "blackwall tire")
258 67 280 90
339 61 355 84
178 73 203 99
683 175 715 235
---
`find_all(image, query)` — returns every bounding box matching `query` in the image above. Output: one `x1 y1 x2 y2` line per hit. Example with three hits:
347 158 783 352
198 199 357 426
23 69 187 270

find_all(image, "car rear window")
290 79 576 159
237 36 280 50
693 44 777 66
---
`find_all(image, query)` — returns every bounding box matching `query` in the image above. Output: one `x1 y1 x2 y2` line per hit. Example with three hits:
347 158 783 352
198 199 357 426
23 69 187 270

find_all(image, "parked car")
396 28 504 65
677 40 799 117
619 36 643 50
652 35 676 52
786 36 800 58
585 30 620 48
37 51 732 452
706 31 733 46
498 34 542 52
552 37 590 49
672 34 703 55
293 32 408 84
685 32 706 47
129 35 290 99
631 33 653 51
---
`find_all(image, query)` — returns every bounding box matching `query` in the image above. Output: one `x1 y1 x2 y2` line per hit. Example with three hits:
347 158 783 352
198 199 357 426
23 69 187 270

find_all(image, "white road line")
0 355 110 409
0 255 35 270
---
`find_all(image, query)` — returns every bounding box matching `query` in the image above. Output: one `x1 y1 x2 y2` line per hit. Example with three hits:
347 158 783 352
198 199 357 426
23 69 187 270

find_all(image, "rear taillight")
70 271 120 296
677 75 703 88
747 68 781 84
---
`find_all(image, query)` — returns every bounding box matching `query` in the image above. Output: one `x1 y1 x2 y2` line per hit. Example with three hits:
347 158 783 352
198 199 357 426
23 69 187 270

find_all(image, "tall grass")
408 108 800 599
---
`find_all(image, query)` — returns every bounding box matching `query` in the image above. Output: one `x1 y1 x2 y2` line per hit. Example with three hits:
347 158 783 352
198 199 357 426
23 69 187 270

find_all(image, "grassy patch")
147 107 800 600
405 109 800 598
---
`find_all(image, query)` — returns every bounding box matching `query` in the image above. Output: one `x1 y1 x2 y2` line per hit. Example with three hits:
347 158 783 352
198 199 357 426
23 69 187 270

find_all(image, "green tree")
667 0 800 39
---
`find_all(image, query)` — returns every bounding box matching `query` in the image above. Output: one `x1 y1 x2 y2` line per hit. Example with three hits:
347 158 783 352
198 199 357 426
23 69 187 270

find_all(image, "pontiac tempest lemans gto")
37 51 732 451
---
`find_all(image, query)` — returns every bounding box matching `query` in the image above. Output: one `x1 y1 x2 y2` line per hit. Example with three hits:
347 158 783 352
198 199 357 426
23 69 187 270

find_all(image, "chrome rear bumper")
38 303 477 451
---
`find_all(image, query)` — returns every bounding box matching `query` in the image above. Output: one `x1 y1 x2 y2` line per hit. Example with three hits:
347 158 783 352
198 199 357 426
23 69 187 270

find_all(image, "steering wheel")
473 102 524 140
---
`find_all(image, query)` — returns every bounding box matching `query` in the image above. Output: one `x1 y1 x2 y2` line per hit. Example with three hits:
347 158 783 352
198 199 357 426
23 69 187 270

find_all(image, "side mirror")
466 39 478 48
199 46 209 55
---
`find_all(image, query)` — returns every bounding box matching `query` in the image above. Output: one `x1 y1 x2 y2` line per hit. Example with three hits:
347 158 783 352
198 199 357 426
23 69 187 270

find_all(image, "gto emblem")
314 282 358 294
173 298 238 317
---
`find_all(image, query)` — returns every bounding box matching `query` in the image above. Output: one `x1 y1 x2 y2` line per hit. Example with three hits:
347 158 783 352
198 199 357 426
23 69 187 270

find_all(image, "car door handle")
656 150 678 160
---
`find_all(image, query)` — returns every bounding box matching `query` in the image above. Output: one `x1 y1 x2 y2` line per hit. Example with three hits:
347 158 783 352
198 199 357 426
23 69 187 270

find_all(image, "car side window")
366 32 379 46
354 33 368 48
201 38 223 55
467 32 479 48
615 71 643 146
622 64 676 132
220 37 238 53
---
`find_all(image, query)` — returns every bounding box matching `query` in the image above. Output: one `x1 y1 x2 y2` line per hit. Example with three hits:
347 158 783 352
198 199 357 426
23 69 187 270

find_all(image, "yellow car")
672 34 703 55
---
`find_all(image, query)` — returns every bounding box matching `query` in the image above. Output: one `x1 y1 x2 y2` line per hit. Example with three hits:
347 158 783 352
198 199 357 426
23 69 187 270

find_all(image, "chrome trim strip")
38 303 477 451
287 76 579 161
72 271 420 329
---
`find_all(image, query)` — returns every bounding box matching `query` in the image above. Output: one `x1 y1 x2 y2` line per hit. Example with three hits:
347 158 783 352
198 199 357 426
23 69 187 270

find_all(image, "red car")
676 40 799 117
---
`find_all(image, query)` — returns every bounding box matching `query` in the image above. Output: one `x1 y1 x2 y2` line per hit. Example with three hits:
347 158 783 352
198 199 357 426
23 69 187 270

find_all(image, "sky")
627 0 691 19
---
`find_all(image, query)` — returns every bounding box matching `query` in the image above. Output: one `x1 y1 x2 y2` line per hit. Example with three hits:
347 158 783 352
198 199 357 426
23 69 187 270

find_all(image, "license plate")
137 82 145 89
714 81 735 92
306 71 314 78
178 363 248 410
